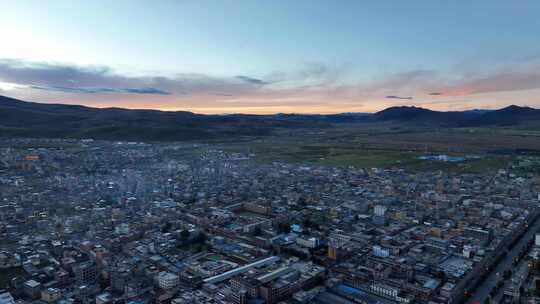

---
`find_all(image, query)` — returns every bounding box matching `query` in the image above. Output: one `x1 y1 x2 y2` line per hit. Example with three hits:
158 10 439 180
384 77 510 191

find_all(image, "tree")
278 222 291 234
434 270 447 282
180 229 190 240
193 232 207 244
55 222 63 232
161 222 172 233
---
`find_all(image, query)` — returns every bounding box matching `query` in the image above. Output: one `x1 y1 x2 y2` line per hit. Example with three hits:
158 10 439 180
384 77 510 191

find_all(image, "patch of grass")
458 157 510 173
315 151 410 168
398 156 510 173
209 125 528 172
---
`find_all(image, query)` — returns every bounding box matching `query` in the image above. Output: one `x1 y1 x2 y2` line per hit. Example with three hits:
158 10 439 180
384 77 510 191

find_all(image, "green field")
211 124 534 172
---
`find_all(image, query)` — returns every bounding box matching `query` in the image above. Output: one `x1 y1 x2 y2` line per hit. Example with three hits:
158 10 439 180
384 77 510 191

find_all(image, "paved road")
490 257 529 303
467 215 540 303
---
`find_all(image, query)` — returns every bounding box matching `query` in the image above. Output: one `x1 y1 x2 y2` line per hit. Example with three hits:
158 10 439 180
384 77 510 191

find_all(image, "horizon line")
0 93 531 115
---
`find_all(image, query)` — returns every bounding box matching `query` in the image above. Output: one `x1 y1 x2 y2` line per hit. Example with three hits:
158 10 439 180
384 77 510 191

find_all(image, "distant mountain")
469 105 540 126
373 105 540 127
270 112 371 123
463 109 492 115
373 106 484 126
1 95 372 140
0 95 327 140
1 95 539 140
374 106 436 121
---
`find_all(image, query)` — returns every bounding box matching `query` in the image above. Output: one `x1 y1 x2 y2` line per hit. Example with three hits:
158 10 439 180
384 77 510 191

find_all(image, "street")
467 215 540 303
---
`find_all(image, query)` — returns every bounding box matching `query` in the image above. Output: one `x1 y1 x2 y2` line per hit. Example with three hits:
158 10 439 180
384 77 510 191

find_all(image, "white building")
373 245 390 258
371 283 398 298
296 237 319 249
157 272 179 290
96 292 112 304
41 288 62 303
374 205 387 217
328 234 351 248
463 245 473 258
0 292 15 304
115 223 130 235
370 283 412 303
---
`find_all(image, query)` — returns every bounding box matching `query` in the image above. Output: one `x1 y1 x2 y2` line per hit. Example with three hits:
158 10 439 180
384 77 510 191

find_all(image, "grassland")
212 123 540 172
3 122 538 173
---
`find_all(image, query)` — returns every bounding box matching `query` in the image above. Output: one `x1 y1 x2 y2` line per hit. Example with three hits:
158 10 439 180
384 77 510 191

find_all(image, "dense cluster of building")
1 138 540 304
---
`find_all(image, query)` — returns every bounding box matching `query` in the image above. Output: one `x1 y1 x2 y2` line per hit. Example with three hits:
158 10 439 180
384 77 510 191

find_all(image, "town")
1 138 540 304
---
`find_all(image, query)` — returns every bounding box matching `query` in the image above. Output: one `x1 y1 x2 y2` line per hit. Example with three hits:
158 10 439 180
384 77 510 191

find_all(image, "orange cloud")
3 58 540 114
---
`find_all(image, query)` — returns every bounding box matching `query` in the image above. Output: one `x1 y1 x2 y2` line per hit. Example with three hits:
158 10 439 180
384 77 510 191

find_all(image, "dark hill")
374 106 436 121
0 95 319 140
373 106 484 126
469 105 540 126
373 105 540 127
1 95 371 140
1 95 540 140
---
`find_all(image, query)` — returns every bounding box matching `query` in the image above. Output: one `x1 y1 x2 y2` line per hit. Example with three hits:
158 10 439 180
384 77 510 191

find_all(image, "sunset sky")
1 0 540 114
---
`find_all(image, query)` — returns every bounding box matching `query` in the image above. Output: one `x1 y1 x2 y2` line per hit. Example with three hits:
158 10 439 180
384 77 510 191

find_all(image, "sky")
0 0 540 114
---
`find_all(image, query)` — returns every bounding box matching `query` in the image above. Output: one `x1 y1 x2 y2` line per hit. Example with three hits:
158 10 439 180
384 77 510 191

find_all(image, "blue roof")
332 284 392 304
291 224 302 232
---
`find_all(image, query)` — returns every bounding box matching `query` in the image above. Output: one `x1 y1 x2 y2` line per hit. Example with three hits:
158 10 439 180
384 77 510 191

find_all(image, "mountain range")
373 105 540 126
1 95 540 141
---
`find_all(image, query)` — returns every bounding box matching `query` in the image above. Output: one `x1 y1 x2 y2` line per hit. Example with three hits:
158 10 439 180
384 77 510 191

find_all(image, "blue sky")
1 0 539 113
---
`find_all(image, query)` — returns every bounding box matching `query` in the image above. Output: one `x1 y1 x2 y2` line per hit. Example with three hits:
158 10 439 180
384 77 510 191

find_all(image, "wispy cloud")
235 75 269 85
30 85 170 95
385 95 413 100
266 62 353 89
436 68 540 96
0 59 266 97
124 87 171 95
2 56 540 113
0 58 358 104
